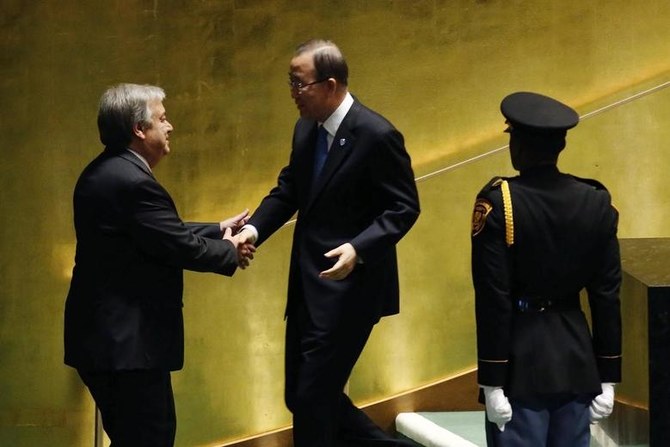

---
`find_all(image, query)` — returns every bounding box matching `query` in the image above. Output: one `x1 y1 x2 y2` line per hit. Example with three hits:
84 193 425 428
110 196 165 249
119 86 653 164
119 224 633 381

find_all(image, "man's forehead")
149 100 165 115
290 53 315 72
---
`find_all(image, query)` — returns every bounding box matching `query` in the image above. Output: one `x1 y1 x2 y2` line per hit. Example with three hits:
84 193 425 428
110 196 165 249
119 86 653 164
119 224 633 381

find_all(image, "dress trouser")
485 393 591 447
285 299 414 447
78 369 176 447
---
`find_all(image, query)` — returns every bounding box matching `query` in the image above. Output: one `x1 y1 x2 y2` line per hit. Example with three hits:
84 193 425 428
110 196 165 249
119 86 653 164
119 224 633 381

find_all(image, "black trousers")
78 369 176 447
285 300 413 447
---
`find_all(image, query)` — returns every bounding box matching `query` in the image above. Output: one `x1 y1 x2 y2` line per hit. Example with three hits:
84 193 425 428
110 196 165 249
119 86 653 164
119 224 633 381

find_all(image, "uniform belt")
515 296 580 313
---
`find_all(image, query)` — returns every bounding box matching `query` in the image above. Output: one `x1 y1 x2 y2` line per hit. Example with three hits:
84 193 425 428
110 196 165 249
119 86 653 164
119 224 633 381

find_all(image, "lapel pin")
339 138 346 147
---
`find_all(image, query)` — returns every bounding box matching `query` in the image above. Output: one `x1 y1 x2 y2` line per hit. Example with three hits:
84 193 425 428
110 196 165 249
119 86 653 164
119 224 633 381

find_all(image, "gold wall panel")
1 0 670 445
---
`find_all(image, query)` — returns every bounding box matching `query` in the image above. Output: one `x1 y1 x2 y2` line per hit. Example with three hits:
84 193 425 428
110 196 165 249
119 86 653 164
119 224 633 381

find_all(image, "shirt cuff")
241 224 259 244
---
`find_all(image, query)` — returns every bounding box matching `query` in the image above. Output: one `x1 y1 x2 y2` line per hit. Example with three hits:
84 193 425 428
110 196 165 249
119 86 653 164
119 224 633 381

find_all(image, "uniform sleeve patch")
472 199 493 237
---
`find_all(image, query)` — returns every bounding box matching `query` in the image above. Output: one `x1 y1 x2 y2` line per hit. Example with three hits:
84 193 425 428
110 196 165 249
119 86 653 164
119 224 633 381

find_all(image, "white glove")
590 383 615 424
482 386 512 432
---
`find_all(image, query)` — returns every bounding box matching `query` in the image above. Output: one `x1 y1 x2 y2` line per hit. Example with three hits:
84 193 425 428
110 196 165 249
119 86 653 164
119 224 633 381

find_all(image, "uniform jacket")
64 149 238 372
248 99 420 329
471 165 621 398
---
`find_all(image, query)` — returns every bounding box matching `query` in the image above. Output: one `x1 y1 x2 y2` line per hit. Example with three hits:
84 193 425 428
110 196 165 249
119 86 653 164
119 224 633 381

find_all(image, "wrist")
239 225 258 244
481 385 503 391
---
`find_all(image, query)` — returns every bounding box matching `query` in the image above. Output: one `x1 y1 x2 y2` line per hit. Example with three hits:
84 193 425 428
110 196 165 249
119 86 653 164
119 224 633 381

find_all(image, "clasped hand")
220 210 255 269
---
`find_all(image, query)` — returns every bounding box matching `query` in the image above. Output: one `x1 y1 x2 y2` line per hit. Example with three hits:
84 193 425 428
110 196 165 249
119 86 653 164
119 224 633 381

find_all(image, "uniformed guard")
471 91 622 447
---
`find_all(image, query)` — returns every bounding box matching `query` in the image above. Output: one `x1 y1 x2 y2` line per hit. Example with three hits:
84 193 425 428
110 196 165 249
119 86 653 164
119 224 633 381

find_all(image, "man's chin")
299 110 317 121
296 106 312 119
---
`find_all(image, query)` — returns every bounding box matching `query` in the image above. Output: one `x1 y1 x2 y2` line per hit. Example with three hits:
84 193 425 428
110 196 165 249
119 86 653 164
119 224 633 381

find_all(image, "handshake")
218 209 359 278
219 209 257 269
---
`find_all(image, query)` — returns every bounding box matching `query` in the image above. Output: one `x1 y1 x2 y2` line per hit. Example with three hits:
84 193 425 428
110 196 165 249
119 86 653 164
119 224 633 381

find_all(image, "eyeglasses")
288 78 327 91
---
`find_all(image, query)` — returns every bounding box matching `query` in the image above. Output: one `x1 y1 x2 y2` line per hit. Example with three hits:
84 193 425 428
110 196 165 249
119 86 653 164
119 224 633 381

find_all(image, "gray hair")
97 83 165 149
295 39 348 86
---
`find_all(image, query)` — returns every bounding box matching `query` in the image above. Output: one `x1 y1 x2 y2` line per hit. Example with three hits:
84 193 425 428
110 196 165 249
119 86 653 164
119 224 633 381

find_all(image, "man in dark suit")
471 92 622 446
64 83 253 446
238 40 420 446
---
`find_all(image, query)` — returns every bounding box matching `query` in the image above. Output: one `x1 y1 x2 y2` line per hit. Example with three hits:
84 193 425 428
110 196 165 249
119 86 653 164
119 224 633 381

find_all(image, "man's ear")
326 77 338 92
132 122 145 140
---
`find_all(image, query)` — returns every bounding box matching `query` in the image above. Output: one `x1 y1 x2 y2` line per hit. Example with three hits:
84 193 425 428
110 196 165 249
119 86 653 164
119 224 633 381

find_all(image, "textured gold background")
1 0 669 445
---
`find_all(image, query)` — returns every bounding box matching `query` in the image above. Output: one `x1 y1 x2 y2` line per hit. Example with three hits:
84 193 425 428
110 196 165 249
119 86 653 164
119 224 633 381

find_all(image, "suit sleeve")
348 128 420 263
471 187 513 386
586 194 622 382
127 176 238 276
247 148 300 246
187 222 223 239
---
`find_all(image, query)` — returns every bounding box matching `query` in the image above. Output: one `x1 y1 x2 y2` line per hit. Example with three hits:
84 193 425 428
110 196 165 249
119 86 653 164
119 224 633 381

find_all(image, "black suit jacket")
472 166 622 398
64 149 238 372
248 99 420 329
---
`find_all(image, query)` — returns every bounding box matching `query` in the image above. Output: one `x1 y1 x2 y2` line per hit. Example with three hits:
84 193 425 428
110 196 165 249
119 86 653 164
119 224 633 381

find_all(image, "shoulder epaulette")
488 176 505 189
571 175 608 190
478 176 505 195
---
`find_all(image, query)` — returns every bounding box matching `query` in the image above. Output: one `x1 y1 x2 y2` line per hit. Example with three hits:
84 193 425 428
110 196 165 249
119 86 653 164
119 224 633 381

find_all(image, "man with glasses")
238 39 420 446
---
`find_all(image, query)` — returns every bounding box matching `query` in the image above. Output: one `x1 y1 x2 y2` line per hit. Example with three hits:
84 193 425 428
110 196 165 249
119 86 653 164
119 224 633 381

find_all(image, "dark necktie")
313 125 329 181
